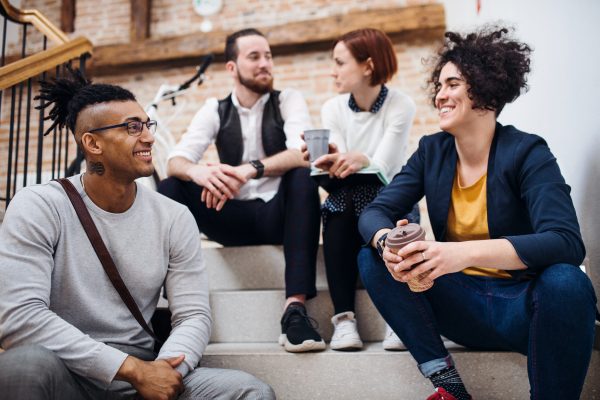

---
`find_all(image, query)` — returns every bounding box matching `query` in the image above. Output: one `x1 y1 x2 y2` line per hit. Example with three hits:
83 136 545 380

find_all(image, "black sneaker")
278 302 326 352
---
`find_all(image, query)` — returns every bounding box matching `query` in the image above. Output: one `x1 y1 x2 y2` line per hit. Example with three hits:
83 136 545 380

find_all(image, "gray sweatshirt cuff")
88 345 130 385
174 361 191 378
157 351 193 378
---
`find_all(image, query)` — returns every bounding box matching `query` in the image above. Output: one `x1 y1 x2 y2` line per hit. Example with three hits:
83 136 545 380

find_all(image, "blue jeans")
358 247 597 399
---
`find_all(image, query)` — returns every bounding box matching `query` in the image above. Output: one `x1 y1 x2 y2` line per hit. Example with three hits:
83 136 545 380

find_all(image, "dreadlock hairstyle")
425 24 532 117
34 65 136 146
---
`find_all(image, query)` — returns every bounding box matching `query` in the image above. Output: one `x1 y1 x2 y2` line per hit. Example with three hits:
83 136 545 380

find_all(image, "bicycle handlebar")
179 53 214 90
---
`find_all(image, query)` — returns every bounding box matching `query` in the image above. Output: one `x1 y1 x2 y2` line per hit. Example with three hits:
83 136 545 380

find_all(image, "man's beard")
238 69 274 95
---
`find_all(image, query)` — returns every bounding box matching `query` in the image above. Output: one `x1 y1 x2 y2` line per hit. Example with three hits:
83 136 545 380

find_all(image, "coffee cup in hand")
303 129 330 164
386 223 432 292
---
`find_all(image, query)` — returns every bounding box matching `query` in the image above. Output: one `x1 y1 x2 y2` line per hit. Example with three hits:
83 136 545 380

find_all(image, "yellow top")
445 170 512 279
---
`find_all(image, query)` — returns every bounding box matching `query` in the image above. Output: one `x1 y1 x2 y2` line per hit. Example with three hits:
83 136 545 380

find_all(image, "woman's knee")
357 247 385 283
533 264 597 312
357 247 376 270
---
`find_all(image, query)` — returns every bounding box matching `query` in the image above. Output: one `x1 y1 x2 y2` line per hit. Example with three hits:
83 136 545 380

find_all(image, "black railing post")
63 61 72 177
51 65 60 180
11 24 27 195
36 36 48 184
0 17 7 127
6 85 17 207
72 55 89 175
23 77 32 188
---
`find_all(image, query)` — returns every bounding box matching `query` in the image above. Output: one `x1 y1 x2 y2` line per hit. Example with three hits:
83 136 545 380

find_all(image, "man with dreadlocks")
0 67 275 400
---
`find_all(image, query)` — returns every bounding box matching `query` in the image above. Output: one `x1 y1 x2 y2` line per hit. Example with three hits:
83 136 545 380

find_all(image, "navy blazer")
358 123 585 280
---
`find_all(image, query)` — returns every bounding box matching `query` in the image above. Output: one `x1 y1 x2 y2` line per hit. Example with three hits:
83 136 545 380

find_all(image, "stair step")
209 289 384 343
201 342 600 399
203 245 362 291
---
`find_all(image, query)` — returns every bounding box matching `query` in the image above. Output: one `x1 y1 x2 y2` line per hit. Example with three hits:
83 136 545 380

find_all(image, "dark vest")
216 90 287 166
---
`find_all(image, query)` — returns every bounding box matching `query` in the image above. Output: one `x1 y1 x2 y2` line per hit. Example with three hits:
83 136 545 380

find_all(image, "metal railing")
0 0 92 209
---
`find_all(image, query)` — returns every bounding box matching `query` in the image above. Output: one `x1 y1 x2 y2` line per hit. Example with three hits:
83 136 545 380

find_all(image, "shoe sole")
330 338 363 350
278 334 326 353
382 340 407 351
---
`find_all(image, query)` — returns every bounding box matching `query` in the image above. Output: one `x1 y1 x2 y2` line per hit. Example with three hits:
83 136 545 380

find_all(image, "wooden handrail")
0 36 93 90
0 0 94 90
0 0 70 45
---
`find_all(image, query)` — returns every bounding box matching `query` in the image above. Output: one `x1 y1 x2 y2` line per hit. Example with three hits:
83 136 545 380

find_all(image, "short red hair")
333 29 398 86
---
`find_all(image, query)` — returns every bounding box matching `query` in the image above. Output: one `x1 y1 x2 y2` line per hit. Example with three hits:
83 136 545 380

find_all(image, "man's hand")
115 355 185 400
313 151 369 179
186 163 248 211
201 163 257 211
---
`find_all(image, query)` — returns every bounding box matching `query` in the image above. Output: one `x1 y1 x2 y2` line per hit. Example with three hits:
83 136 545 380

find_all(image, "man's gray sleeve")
156 208 212 377
0 189 128 385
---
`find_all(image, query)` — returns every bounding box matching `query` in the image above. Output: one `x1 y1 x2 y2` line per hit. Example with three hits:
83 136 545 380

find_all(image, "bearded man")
159 29 324 353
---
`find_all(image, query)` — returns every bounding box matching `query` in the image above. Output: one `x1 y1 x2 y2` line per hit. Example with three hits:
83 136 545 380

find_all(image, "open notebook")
310 167 389 193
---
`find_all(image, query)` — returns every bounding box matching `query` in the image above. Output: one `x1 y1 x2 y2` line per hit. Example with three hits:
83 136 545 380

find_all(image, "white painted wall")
441 0 600 300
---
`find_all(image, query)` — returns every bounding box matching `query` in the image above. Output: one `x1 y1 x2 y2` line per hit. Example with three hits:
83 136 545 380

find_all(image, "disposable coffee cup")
386 223 432 292
304 129 330 164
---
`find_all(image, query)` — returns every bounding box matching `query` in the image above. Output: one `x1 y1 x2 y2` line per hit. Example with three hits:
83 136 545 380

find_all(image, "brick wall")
5 0 437 54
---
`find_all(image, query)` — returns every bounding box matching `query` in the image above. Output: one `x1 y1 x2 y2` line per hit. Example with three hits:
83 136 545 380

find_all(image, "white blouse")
320 88 417 182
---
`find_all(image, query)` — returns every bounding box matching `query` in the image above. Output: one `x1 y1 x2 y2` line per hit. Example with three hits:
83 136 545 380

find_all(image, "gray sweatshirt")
0 175 212 385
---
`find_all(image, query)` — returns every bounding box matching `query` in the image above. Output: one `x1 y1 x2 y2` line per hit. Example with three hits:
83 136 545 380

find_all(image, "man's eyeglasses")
89 120 157 137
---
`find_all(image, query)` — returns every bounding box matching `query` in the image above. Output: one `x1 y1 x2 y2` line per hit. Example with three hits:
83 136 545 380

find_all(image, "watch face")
193 0 222 16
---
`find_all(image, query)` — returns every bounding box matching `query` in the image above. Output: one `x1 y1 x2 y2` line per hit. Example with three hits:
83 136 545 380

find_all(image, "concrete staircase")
157 244 600 400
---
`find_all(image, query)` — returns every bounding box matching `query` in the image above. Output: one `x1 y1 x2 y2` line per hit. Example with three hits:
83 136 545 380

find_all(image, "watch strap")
250 160 264 179
376 232 388 258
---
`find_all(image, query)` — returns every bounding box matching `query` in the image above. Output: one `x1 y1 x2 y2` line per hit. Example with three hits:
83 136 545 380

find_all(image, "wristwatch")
377 232 388 258
250 160 264 179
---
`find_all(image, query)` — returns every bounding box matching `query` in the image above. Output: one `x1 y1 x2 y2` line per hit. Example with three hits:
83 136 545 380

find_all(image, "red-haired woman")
303 29 419 350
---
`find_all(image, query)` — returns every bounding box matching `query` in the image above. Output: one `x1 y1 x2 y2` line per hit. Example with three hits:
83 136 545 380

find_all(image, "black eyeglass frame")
88 120 157 137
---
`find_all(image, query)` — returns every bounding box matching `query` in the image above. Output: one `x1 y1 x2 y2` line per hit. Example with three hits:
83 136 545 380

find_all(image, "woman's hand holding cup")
302 129 331 166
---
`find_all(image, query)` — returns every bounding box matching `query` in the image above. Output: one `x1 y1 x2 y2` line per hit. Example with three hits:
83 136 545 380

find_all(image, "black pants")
158 167 321 299
323 191 420 314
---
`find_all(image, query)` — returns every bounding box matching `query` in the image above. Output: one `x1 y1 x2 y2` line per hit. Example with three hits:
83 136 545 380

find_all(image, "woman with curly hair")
357 25 597 399
302 28 419 351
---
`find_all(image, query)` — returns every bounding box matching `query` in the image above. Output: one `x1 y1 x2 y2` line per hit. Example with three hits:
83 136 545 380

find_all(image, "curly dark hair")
35 65 136 137
425 25 532 116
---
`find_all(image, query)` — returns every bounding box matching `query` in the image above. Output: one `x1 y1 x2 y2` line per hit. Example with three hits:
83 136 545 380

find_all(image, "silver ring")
422 252 426 261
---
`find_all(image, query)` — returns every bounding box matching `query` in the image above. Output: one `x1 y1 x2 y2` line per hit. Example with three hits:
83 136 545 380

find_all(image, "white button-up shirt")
168 88 313 202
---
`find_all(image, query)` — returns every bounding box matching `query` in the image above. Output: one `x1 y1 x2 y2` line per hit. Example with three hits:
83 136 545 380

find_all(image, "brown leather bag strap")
56 178 162 344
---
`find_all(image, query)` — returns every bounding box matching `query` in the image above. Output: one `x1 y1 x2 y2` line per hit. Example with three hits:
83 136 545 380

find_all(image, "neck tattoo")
88 162 105 175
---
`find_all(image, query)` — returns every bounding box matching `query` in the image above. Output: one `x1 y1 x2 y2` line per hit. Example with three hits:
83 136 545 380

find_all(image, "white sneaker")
330 312 363 350
382 323 407 350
